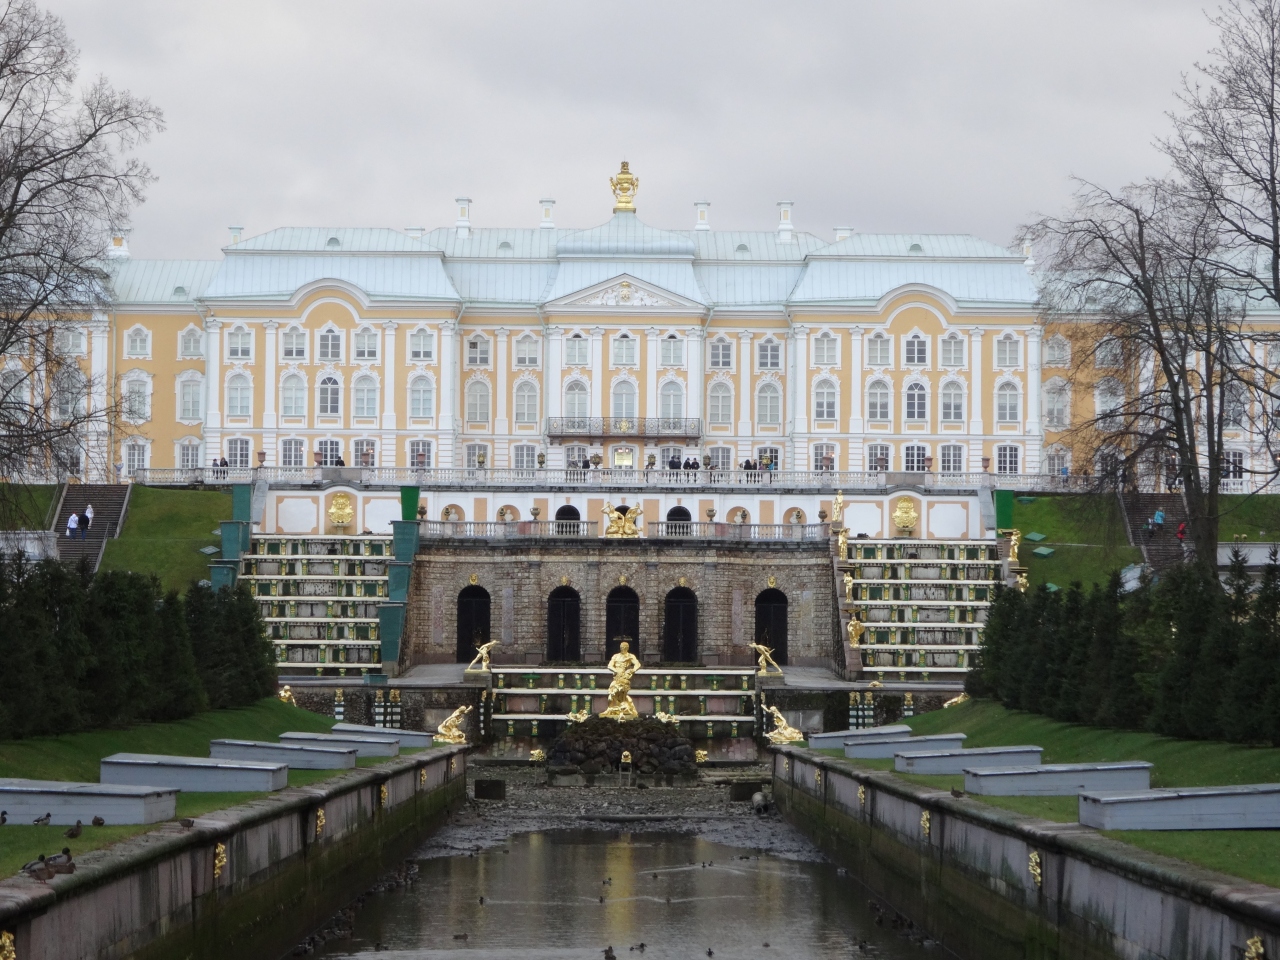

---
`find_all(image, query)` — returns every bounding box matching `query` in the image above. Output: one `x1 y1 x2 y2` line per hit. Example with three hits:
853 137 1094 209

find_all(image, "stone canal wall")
0 746 467 960
771 745 1280 960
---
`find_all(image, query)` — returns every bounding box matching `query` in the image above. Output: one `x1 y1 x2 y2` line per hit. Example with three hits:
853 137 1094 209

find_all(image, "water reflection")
312 830 929 959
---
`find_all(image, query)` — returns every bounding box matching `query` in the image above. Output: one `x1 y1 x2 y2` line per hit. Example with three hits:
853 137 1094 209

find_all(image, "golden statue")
610 160 639 212
277 684 296 706
832 490 844 525
892 496 918 535
566 709 590 723
600 640 642 720
843 571 855 601
465 638 500 672
434 705 472 744
838 526 848 558
1008 528 1022 564
1016 572 1029 592
654 711 681 725
847 617 864 647
943 692 970 709
602 502 642 538
328 493 354 528
746 640 783 675
764 705 804 744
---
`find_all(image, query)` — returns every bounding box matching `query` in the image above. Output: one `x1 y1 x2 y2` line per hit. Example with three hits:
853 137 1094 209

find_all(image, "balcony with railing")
545 417 702 440
416 520 828 542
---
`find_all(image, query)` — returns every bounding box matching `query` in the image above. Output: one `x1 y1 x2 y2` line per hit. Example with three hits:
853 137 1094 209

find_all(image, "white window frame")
55 326 86 356
611 380 637 418
904 382 927 422
813 332 838 366
940 381 964 423
709 337 733 370
318 329 342 362
513 444 538 470
178 377 202 422
317 439 341 466
1095 337 1122 368
1044 334 1070 366
226 327 253 362
465 379 490 422
996 444 1021 475
757 338 781 371
409 328 435 362
660 335 684 367
659 380 684 419
996 382 1020 423
866 379 890 422
565 334 589 367
867 444 890 471
465 443 489 468
409 439 433 468
904 444 928 472
225 374 251 419
813 442 836 471
940 334 964 368
708 381 732 425
467 335 491 367
409 376 434 419
866 333 891 368
564 380 589 419
179 327 204 359
282 327 307 361
353 376 378 419
813 379 837 421
354 328 379 361
124 325 151 359
514 380 539 423
353 438 376 466
940 444 965 474
318 376 341 417
996 334 1021 368
756 381 781 425
226 438 252 469
178 440 204 470
612 334 637 366
281 438 306 468
281 374 306 418
122 376 151 423
904 334 927 367
515 335 540 367
1044 382 1069 429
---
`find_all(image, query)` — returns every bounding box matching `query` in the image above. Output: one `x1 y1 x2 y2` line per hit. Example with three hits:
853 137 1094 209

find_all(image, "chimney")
540 198 556 230
834 226 853 241
107 227 131 259
405 226 425 239
455 198 472 239
228 225 244 245
776 201 794 243
694 201 711 231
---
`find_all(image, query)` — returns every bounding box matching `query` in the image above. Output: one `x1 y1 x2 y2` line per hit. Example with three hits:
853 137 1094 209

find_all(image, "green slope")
99 486 231 592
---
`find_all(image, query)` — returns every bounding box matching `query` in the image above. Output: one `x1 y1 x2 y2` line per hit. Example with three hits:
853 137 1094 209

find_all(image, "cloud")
45 0 1213 258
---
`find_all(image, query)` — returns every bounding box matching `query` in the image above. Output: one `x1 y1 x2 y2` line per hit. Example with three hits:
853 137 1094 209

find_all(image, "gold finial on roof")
610 161 639 212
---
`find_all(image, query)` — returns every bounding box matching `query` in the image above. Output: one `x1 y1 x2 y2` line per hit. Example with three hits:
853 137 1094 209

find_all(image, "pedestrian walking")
78 511 88 539
84 503 94 535
65 511 78 538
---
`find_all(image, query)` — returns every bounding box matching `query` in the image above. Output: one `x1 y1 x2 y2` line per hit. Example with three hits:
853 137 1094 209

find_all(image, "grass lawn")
1009 494 1141 590
0 698 338 878
1217 494 1280 543
0 483 58 530
99 486 232 593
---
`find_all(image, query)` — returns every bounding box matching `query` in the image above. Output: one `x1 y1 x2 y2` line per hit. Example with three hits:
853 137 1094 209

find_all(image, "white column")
546 326 564 418
438 320 457 466
88 315 110 480
204 318 223 464
381 321 398 465
847 326 864 470
644 327 659 419
262 320 278 465
790 324 810 438
1025 326 1042 474
968 328 985 468
590 327 604 418
737 331 753 444
495 327 509 438
687 329 705 424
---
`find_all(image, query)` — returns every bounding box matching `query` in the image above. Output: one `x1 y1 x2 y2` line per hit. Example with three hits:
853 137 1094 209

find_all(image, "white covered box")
1079 783 1280 830
0 778 177 825
210 739 357 770
279 731 399 757
894 745 1043 774
965 762 1152 797
332 723 434 748
845 733 966 759
101 753 288 792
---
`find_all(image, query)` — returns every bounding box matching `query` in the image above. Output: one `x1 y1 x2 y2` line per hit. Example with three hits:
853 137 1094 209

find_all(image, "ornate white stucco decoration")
572 280 675 307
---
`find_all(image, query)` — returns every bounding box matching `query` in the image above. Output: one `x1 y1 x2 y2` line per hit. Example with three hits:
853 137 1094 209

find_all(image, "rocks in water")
548 716 698 778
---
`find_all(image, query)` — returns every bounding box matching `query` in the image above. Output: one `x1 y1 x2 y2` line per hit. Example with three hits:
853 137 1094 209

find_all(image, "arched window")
905 382 926 421
659 380 684 419
281 375 305 417
866 380 890 421
1095 337 1122 367
409 328 435 361
125 327 150 357
123 378 150 421
353 376 378 418
227 327 251 360
53 367 85 419
996 382 1020 423
755 588 788 666
515 335 539 367
606 586 640 659
708 382 732 424
813 380 836 421
1045 334 1070 365
662 587 698 662
514 380 538 423
227 375 251 417
318 377 340 416
565 381 589 418
905 334 927 365
941 382 964 422
611 380 636 418
546 586 581 662
757 382 781 425
180 328 203 358
410 377 434 418
465 380 490 423
1224 382 1249 427
456 585 490 663
1044 382 1069 429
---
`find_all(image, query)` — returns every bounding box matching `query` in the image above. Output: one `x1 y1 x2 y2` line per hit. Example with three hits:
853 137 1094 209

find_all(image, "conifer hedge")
0 557 276 740
967 549 1280 745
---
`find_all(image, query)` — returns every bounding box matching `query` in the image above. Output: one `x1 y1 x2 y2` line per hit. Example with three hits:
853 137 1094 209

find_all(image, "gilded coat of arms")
328 493 354 527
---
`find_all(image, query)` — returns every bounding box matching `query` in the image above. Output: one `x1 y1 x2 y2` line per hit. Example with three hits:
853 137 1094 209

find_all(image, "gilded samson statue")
600 640 642 720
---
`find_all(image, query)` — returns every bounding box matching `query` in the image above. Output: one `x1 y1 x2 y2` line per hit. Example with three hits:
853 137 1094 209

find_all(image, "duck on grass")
548 716 698 778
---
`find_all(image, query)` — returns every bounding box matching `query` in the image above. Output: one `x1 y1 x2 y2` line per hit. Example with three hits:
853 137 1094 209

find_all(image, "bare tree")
0 0 161 524
1025 180 1260 566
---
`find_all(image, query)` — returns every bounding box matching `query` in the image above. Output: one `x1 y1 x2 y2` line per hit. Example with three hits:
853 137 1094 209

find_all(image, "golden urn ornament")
434 705 473 745
892 496 919 535
610 160 639 212
328 492 354 528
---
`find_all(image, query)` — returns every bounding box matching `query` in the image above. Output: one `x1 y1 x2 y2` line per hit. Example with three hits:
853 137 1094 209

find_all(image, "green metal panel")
220 521 249 562
378 601 406 664
392 520 419 562
995 489 1014 529
400 486 421 522
232 484 252 522
387 561 412 602
209 560 239 591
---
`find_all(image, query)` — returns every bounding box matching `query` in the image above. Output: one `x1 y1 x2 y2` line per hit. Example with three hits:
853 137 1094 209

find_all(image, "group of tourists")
64 503 94 540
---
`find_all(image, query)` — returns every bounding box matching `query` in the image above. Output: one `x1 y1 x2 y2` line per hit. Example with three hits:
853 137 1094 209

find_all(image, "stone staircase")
1121 492 1188 570
52 483 131 571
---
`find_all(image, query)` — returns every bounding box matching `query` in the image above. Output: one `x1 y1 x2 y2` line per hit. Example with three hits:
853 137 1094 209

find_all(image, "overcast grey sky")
46 1 1215 260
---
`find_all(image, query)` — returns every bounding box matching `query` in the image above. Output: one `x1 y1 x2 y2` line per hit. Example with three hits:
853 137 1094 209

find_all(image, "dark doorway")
546 586 581 662
665 505 692 536
456 585 491 663
662 587 698 662
554 504 581 535
606 586 640 659
754 588 788 666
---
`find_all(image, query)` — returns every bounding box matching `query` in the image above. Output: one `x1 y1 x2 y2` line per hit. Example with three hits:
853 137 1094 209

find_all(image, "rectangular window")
180 329 203 358
565 336 589 366
125 442 147 474
355 331 378 360
124 380 149 420
317 440 341 466
813 335 837 365
465 443 489 469
660 445 683 468
281 439 305 468
660 337 684 366
905 337 927 365
227 438 251 469
758 340 780 369
708 446 733 471
282 330 307 359
179 442 202 470
996 337 1021 367
757 386 781 425
354 439 376 466
353 380 378 418
867 335 891 367
813 443 836 471
1045 450 1068 476
564 444 588 467
708 385 732 424
941 337 964 367
940 444 964 474
126 328 149 357
409 329 435 361
410 379 434 418
55 328 84 354
756 446 781 469
867 444 890 471
515 337 540 366
281 378 305 417
814 384 836 421
1095 339 1121 367
409 440 432 468
513 444 538 470
318 331 342 361
996 445 1020 474
710 340 733 369
180 381 201 420
612 336 637 365
1224 450 1245 479
228 329 252 359
467 338 490 365
904 444 928 471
